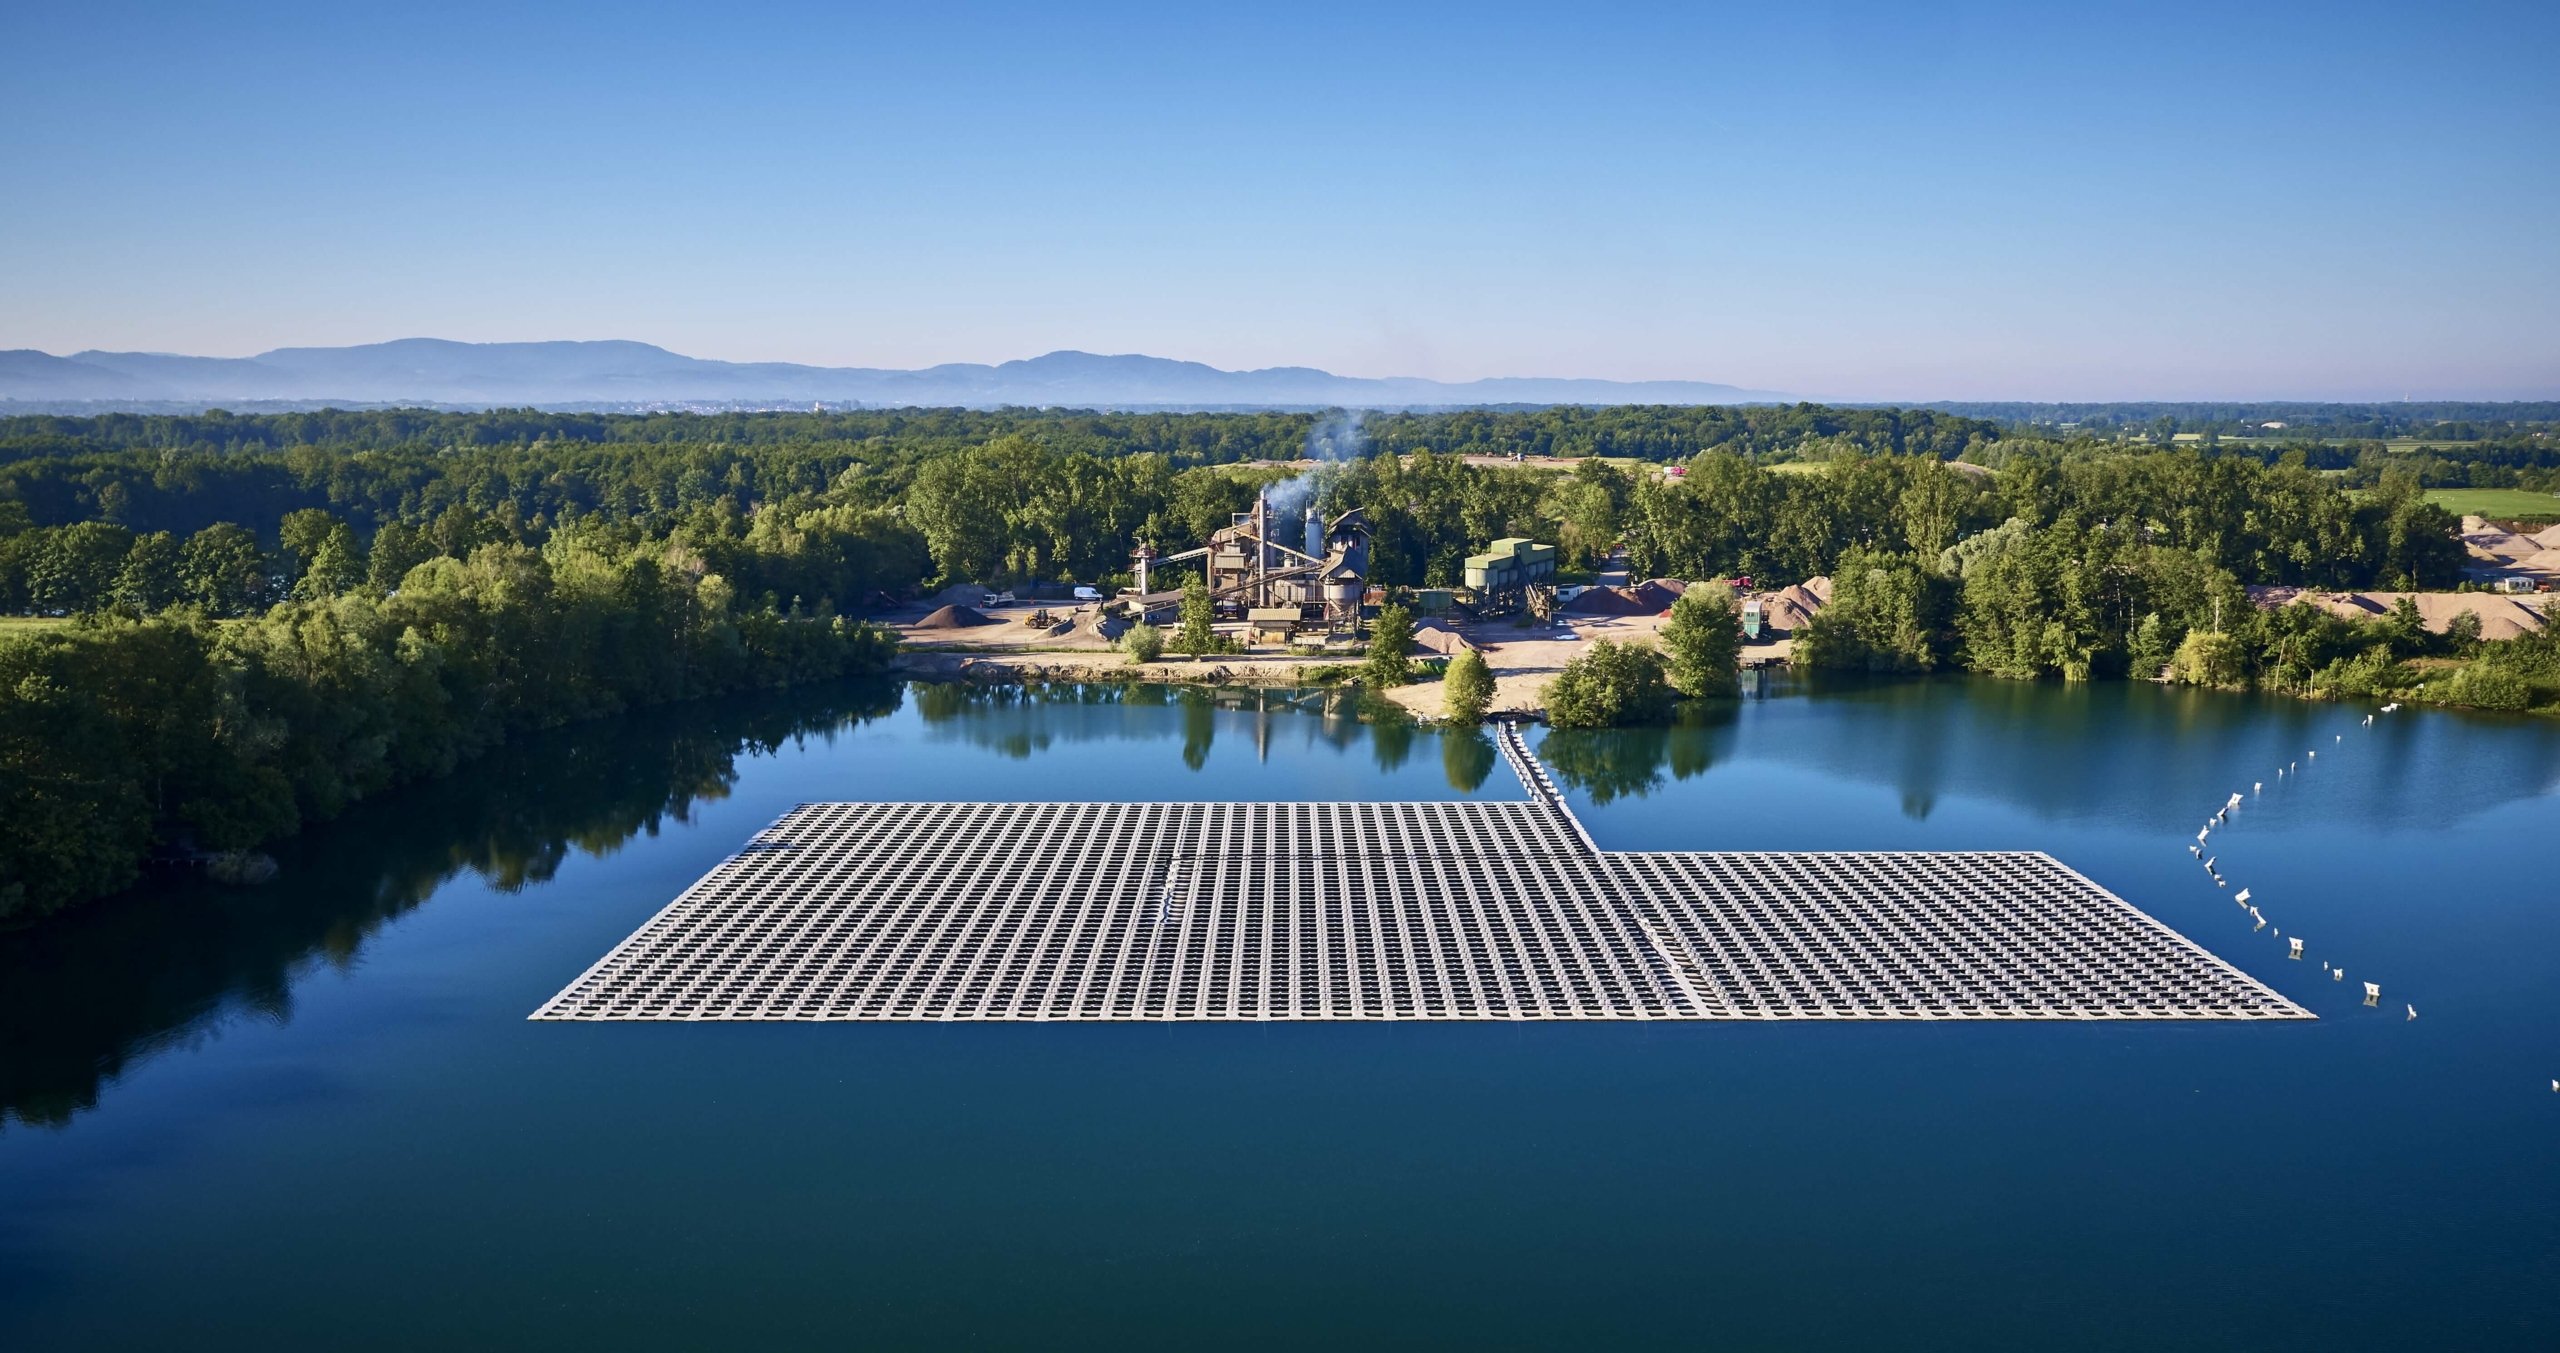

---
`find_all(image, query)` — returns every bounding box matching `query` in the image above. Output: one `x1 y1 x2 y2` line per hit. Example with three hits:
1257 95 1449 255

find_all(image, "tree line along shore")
4 403 2558 926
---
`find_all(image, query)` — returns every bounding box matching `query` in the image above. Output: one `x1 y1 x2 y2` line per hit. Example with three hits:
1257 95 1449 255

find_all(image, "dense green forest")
1 527 895 925
3 402 2551 924
0 402 2501 607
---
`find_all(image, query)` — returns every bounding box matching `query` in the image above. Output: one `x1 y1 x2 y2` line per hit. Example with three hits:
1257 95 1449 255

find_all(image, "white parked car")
1072 585 1102 602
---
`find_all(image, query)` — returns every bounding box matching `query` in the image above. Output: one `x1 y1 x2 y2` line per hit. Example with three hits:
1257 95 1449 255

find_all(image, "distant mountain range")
0 339 1785 409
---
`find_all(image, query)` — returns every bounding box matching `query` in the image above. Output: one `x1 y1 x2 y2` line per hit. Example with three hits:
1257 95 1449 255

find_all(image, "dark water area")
3 676 2556 1350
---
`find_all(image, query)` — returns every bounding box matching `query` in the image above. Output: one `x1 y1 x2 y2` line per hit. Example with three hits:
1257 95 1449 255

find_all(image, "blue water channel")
3 677 2555 1349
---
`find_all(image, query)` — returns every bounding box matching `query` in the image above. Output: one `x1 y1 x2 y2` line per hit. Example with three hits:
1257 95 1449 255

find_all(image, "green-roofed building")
1464 538 1558 594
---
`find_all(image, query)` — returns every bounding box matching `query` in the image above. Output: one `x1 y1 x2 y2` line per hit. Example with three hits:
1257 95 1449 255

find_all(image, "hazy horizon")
5 1 2556 402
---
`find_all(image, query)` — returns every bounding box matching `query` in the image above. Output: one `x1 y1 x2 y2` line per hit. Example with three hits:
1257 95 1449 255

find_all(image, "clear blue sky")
4 0 2555 400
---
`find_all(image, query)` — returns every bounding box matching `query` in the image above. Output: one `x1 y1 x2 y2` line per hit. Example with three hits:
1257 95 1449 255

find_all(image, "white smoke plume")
1260 408 1364 521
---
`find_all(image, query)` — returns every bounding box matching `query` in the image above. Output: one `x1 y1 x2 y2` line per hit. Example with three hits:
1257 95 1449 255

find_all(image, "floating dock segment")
533 727 2309 1023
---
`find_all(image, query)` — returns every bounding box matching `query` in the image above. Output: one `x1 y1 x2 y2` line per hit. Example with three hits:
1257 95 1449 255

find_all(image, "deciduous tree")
1442 648 1493 722
1659 583 1742 697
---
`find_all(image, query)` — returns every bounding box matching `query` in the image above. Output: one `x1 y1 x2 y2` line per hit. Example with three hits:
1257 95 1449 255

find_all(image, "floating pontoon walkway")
534 725 2309 1023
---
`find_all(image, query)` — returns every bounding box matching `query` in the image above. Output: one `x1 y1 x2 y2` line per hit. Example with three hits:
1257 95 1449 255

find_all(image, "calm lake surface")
4 676 2557 1350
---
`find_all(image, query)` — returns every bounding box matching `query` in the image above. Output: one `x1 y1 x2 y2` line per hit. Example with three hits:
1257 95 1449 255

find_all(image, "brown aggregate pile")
1410 621 1480 655
1563 586 1652 616
2249 588 2549 641
1627 579 1688 611
914 604 1000 630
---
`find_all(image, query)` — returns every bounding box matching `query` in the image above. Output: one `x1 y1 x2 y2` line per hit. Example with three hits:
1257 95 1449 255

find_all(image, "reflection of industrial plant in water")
1130 495 1373 641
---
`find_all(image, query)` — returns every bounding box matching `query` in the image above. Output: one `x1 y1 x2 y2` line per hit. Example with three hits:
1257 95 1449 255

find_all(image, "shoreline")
895 643 2558 723
891 648 1359 688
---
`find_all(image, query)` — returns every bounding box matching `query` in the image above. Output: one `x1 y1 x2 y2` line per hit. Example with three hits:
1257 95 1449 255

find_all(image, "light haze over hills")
7 7 2556 401
0 340 1786 409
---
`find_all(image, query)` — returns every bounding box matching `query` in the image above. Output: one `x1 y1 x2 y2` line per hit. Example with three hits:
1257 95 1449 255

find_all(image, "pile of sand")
2249 588 2549 641
2464 528 2541 563
913 604 1000 630
1753 582 1829 634
1563 586 1652 616
1410 621 1479 656
1627 579 1688 611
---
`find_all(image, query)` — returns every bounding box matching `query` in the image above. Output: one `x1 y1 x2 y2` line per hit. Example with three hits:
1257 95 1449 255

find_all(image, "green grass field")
2423 488 2560 519
0 616 71 641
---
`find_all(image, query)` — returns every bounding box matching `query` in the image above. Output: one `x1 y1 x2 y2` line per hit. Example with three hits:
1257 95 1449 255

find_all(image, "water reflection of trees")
1538 704 1736 805
0 680 903 1131
1441 728 1497 793
1368 700 1415 774
1710 672 2560 831
1181 688 1215 770
913 680 1383 773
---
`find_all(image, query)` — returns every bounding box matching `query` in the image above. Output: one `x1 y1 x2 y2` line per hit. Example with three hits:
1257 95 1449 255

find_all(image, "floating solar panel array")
534 752 2309 1022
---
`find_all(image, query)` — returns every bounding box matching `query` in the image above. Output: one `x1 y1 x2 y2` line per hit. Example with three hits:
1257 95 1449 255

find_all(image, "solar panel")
533 735 2307 1024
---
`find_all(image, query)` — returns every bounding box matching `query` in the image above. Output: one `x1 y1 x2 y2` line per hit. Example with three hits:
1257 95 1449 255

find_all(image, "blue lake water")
3 677 2556 1350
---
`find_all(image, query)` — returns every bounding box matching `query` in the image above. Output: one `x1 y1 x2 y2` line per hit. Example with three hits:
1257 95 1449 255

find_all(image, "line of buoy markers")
2190 703 2435 1037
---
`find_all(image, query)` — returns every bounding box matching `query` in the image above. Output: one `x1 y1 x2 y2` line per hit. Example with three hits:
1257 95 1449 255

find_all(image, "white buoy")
2227 791 2244 809
2363 715 2373 727
2364 981 2381 999
2335 734 2342 742
2202 856 2216 870
2254 781 2263 793
2406 1004 2417 1020
2235 887 2252 904
2188 845 2201 857
2333 968 2344 981
2249 906 2263 922
2289 937 2304 958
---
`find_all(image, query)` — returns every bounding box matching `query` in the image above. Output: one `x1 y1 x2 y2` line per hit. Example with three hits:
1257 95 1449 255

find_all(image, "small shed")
1247 606 1300 641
